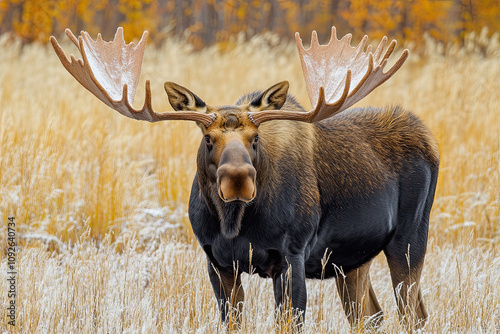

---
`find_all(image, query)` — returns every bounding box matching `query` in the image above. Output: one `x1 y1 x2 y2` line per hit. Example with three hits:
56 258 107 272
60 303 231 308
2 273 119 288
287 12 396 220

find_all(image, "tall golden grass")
0 30 499 332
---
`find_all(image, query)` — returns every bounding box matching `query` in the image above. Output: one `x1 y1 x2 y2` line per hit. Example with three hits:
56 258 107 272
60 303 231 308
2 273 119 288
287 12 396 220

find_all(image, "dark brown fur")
173 82 439 330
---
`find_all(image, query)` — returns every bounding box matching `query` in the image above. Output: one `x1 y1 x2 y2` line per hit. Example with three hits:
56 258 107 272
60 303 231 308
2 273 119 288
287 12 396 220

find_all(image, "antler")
248 26 409 125
50 28 216 126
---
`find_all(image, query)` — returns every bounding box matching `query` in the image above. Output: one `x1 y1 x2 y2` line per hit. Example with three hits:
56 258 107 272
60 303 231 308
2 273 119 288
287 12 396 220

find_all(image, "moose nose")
217 164 256 202
217 141 257 203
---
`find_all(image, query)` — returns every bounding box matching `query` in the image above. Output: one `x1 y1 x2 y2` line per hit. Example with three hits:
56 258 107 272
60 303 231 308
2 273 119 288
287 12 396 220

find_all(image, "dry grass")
0 238 499 333
0 31 499 332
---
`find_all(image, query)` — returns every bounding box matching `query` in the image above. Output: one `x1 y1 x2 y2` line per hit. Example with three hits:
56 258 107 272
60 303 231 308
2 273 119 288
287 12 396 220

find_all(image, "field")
0 30 499 333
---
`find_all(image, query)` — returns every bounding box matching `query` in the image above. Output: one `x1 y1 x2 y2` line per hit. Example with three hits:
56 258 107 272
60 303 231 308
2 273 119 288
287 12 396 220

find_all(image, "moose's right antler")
50 28 216 126
247 27 409 126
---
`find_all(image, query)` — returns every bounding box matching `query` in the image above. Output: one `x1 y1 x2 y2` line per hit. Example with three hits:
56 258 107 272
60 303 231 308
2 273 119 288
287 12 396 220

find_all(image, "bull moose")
51 26 439 330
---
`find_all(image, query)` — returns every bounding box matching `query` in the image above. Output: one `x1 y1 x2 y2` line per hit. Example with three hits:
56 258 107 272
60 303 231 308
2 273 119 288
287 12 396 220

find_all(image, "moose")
51 26 439 330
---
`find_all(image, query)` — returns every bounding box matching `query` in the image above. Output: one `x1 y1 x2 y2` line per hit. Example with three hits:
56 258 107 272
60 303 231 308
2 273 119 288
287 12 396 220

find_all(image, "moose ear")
164 82 207 112
249 81 289 111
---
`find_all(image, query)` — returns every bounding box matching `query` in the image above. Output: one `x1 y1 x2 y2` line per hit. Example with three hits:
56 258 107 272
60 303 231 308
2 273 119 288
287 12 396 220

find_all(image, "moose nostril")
217 164 257 203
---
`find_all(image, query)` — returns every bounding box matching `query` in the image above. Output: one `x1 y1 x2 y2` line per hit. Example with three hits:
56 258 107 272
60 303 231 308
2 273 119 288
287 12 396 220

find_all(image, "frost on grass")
0 240 499 333
113 204 185 248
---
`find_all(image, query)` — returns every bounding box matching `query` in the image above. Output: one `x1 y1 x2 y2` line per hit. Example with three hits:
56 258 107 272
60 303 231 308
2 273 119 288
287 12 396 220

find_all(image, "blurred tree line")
0 0 498 49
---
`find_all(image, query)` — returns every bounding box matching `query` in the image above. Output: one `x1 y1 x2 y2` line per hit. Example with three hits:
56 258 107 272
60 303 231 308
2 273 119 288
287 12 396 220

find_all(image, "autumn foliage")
0 0 499 49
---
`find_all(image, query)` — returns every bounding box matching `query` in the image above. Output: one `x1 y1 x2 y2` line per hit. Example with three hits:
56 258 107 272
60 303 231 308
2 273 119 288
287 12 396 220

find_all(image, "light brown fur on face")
203 106 259 167
201 107 259 203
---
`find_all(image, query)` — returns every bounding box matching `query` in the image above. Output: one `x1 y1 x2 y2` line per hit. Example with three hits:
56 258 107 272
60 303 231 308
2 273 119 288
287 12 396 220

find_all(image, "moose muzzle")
216 141 257 203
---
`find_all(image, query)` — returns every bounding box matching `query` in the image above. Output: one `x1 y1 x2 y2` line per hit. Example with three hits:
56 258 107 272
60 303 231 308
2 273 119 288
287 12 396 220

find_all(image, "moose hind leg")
384 253 427 329
335 260 383 329
384 160 436 329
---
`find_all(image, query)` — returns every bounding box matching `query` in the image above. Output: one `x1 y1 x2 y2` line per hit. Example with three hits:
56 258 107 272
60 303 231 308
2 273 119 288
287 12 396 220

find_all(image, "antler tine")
65 28 79 47
373 36 388 63
311 30 320 47
328 26 338 45
248 27 409 126
381 40 409 78
50 28 216 126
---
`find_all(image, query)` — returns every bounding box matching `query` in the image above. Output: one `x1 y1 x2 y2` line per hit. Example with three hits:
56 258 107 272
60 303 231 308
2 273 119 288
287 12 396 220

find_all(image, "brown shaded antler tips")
341 70 351 101
382 40 397 61
121 84 129 103
49 36 70 65
144 80 154 111
356 35 369 52
114 27 125 43
134 31 149 51
139 31 149 43
311 30 319 46
315 86 326 110
373 36 389 62
384 48 409 77
64 28 79 46
341 33 353 46
69 54 81 66
49 35 59 48
328 26 338 44
294 32 305 51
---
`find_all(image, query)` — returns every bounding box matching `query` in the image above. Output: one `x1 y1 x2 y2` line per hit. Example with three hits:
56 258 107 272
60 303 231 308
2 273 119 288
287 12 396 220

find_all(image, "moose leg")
384 211 429 328
335 260 383 329
384 161 435 329
207 259 245 328
272 254 307 328
384 252 428 329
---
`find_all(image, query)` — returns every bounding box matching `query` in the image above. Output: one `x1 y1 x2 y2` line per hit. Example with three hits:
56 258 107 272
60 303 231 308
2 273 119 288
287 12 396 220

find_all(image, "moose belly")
206 236 284 278
305 183 399 279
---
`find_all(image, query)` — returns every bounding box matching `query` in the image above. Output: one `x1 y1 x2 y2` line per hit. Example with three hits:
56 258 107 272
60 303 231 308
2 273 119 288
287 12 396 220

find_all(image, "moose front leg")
207 258 245 328
272 255 307 329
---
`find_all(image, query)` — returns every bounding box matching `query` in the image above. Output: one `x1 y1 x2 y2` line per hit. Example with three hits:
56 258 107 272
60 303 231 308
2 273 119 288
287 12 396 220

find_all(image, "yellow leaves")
10 0 57 42
340 0 461 48
118 0 159 42
0 0 498 48
236 2 248 20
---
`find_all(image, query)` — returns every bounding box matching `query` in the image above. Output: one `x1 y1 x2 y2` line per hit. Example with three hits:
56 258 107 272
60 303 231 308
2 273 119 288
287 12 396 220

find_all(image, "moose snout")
216 141 257 203
217 164 256 202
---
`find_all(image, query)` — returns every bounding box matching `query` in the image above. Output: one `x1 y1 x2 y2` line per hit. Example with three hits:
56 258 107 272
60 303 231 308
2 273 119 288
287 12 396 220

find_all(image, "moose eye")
204 135 213 151
252 135 259 150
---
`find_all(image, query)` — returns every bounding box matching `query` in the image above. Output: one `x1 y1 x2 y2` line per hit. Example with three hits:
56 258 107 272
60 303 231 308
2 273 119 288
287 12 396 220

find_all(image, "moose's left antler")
247 26 409 125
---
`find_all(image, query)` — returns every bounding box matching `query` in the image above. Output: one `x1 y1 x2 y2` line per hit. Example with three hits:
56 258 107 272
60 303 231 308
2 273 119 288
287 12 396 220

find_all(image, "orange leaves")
341 0 453 46
8 0 57 42
0 0 498 47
